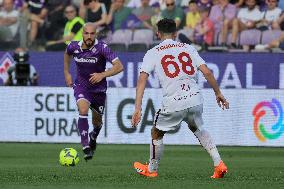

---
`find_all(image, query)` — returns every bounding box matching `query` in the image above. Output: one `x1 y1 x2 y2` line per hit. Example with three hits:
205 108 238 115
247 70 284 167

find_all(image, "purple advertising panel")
0 51 283 89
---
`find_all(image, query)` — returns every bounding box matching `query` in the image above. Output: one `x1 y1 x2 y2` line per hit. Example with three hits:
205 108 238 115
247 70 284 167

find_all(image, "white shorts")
154 104 204 132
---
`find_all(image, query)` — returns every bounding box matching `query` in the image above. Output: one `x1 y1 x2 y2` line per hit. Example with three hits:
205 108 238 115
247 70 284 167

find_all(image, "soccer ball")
59 148 79 166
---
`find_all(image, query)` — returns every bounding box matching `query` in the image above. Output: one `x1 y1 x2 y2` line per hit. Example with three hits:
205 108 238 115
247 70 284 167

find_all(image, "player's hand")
89 72 105 84
64 73 73 87
216 93 229 110
131 109 142 128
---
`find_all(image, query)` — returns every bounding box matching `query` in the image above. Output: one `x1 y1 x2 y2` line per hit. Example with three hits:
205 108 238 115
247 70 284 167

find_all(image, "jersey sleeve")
140 50 155 74
101 43 119 63
188 45 206 68
66 42 75 55
71 22 83 34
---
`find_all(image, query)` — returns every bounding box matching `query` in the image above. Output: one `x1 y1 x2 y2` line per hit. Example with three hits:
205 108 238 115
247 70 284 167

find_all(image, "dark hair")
84 0 96 5
189 0 197 4
65 4 78 13
199 7 210 13
157 18 177 34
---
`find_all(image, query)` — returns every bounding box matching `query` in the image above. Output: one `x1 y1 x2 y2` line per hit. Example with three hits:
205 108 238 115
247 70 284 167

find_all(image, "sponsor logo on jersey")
252 99 284 142
74 56 98 63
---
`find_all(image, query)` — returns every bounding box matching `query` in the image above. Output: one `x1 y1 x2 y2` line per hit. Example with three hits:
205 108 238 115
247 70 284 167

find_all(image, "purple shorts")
73 85 106 115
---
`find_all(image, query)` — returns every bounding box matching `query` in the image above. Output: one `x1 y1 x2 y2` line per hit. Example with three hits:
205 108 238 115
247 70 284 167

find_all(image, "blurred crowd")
0 0 284 52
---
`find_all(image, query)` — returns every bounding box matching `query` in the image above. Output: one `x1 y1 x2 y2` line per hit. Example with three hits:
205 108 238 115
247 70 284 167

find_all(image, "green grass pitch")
0 143 283 189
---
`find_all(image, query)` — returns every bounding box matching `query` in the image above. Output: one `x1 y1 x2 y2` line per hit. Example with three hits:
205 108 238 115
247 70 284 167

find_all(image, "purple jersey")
66 40 118 93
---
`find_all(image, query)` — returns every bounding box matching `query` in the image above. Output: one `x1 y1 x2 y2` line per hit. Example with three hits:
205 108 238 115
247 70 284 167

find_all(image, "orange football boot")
211 161 228 179
133 162 158 177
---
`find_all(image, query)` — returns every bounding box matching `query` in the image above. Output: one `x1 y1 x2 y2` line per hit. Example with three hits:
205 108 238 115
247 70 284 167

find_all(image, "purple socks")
78 114 89 147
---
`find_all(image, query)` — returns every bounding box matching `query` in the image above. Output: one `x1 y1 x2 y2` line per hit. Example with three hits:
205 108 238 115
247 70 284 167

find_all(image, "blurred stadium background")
0 0 284 188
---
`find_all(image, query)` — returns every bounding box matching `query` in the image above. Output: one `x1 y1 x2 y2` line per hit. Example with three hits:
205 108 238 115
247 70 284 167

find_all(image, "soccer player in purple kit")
64 23 124 160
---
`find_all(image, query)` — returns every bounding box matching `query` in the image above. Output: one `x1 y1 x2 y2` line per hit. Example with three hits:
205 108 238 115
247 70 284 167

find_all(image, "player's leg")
89 92 106 154
185 105 227 178
73 85 94 160
134 110 184 177
148 126 166 173
134 126 165 177
76 99 93 160
186 105 221 166
89 110 103 153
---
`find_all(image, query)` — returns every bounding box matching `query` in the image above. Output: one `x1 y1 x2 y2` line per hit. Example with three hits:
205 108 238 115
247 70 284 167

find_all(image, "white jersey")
140 39 206 113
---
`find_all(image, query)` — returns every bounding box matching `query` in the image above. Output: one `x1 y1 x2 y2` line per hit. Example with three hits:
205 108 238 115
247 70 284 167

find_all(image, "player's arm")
199 64 229 110
49 22 83 45
89 58 123 84
47 33 75 45
103 59 124 77
132 72 148 127
64 51 73 87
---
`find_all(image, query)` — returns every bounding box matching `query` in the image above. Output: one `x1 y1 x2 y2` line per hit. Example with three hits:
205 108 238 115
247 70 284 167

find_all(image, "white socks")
194 129 221 166
147 129 221 173
148 139 164 172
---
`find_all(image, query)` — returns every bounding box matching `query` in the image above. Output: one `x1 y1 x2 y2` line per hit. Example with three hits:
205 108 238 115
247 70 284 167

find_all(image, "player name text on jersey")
156 43 186 52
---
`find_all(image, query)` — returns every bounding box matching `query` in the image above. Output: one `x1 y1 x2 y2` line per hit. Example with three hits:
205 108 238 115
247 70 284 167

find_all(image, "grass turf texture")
0 143 283 189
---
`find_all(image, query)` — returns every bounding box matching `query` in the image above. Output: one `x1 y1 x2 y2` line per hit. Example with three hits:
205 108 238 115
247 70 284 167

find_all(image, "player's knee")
78 107 89 115
151 127 165 140
77 99 90 114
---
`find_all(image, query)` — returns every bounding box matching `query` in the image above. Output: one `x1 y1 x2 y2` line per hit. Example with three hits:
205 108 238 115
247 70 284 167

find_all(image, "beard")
248 5 255 10
83 38 95 48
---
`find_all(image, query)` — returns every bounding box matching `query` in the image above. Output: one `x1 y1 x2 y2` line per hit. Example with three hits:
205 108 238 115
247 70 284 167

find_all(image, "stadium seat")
261 30 282 45
108 43 127 52
239 29 261 46
271 48 284 53
207 46 228 52
250 49 270 53
228 48 249 52
176 29 193 43
110 29 133 45
132 29 154 46
227 33 235 45
214 31 219 46
217 32 239 46
0 32 20 51
0 41 18 51
128 43 148 52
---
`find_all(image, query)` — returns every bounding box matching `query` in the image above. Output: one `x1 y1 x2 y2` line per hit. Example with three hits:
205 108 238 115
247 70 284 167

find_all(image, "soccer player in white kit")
131 18 229 178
